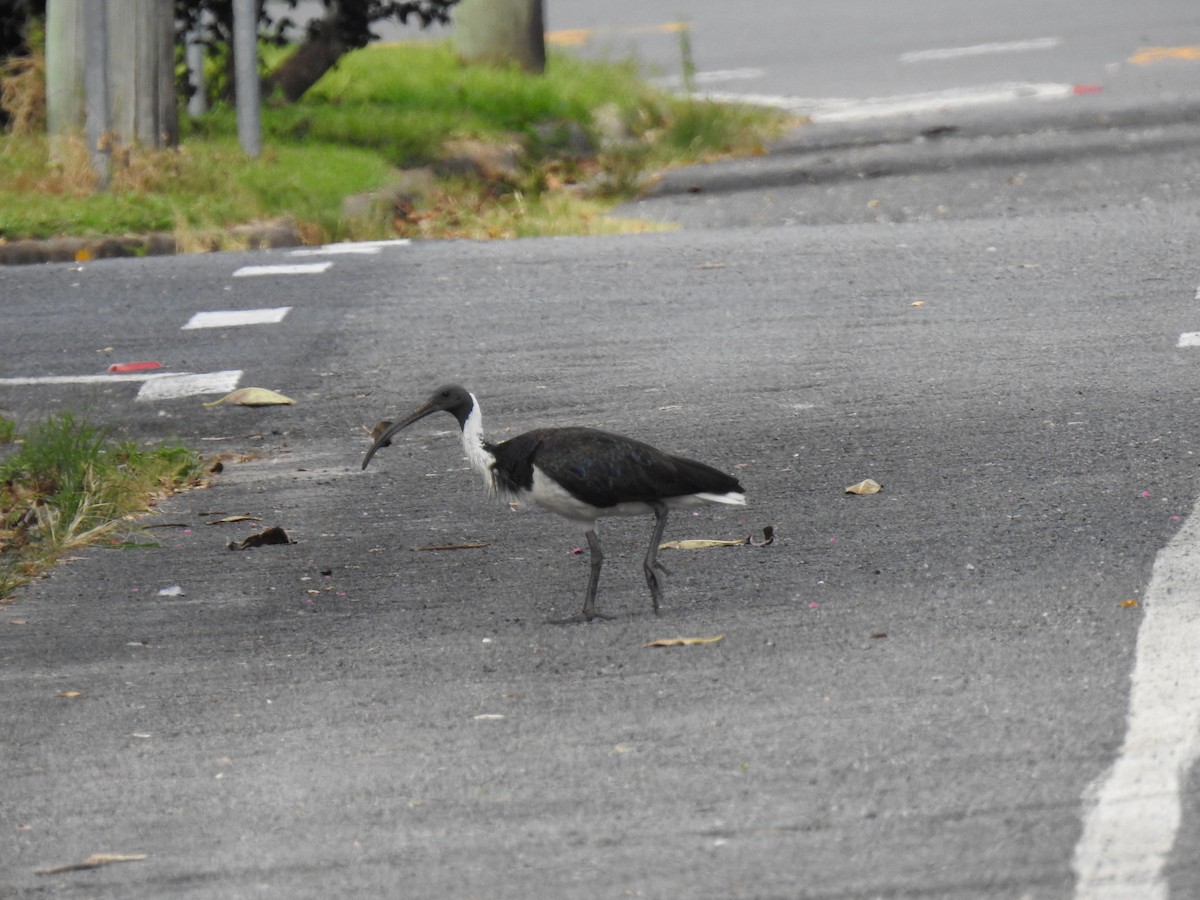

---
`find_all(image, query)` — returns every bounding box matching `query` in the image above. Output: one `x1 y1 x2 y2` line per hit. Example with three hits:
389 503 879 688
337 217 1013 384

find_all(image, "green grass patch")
0 413 209 601
0 41 787 244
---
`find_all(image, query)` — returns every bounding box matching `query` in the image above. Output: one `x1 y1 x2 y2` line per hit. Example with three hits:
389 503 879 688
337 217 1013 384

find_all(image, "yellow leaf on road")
203 388 294 408
846 479 883 495
659 538 746 550
643 634 724 648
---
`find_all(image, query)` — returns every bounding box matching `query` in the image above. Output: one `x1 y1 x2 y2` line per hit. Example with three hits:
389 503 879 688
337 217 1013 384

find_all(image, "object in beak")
361 401 440 469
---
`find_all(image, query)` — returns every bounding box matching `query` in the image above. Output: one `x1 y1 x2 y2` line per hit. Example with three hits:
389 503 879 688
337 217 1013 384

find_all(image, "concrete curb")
0 220 304 267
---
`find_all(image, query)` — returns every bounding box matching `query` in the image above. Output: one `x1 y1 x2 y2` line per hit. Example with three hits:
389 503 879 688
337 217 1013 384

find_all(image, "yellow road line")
1129 45 1200 65
546 22 687 47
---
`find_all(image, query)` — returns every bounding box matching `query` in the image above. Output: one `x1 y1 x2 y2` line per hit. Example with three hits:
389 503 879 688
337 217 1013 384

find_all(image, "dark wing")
491 427 742 509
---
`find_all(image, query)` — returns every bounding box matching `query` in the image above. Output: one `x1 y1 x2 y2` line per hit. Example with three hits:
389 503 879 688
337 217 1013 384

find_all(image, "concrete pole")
233 0 262 157
84 0 111 187
185 11 210 118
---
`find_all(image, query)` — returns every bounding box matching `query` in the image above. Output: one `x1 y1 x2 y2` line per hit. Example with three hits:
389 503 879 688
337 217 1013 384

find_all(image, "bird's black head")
362 384 476 470
424 384 476 427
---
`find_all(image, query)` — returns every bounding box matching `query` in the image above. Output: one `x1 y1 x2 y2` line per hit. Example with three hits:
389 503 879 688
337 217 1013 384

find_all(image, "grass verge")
0 414 210 602
0 41 787 244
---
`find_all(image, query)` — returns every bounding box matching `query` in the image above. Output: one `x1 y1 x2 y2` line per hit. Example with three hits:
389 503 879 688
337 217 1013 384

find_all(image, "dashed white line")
655 67 766 88
290 239 411 256
181 307 292 330
1072 506 1200 898
900 37 1062 63
232 262 332 277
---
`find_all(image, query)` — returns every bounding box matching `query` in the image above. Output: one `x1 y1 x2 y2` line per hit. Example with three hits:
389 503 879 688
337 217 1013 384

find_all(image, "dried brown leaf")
35 853 146 875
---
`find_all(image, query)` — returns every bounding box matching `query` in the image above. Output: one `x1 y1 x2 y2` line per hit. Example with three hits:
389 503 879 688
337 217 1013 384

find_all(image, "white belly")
526 466 745 524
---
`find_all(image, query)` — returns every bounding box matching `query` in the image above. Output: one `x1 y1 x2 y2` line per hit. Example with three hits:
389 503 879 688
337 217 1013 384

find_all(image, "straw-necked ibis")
362 384 746 621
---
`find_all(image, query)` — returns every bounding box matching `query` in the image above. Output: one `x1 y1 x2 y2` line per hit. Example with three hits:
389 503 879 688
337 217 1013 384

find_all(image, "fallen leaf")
910 300 926 307
659 538 746 550
643 634 724 648
203 387 294 408
846 479 883 495
1121 599 1139 608
34 853 146 875
227 525 294 551
57 691 82 699
660 526 774 550
206 515 262 525
8 619 28 625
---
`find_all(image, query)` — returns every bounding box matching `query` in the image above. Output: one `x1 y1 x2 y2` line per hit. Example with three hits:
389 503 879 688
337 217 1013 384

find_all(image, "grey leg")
643 502 672 614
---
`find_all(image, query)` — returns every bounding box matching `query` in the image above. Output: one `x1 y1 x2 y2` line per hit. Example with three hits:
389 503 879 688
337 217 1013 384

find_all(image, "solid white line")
700 81 1075 123
0 370 243 401
0 372 188 386
135 370 242 402
1177 333 1200 347
900 37 1061 63
181 307 292 329
1072 508 1200 898
232 262 332 277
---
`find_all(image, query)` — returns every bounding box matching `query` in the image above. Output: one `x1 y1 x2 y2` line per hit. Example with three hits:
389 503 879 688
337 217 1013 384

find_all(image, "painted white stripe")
655 67 766 88
0 369 242 400
0 373 175 386
1072 507 1200 898
232 262 332 277
1178 333 1200 347
700 82 1075 123
900 37 1061 63
181 307 292 330
135 370 242 402
289 239 411 256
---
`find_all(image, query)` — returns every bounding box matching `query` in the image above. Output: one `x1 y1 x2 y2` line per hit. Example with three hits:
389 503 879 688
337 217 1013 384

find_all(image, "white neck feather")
460 392 496 489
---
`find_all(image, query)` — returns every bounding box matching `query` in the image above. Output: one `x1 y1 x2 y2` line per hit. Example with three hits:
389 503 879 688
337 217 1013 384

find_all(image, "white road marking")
700 81 1076 123
1072 507 1200 898
655 67 766 88
900 37 1061 63
181 307 292 330
1177 332 1200 347
289 239 411 256
0 370 242 400
232 262 332 277
135 370 242 402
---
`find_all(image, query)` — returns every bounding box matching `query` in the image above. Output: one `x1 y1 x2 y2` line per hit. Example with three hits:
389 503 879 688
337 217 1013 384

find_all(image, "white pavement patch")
1072 508 1200 898
232 262 333 277
181 307 292 330
700 81 1075 123
899 37 1062 63
1177 332 1200 348
135 370 242 402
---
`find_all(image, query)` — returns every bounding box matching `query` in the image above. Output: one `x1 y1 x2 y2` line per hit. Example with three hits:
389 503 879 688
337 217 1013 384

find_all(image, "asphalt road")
6 7 1200 899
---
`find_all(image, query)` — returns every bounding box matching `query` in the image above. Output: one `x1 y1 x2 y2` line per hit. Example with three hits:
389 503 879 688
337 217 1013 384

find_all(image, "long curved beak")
361 400 440 470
